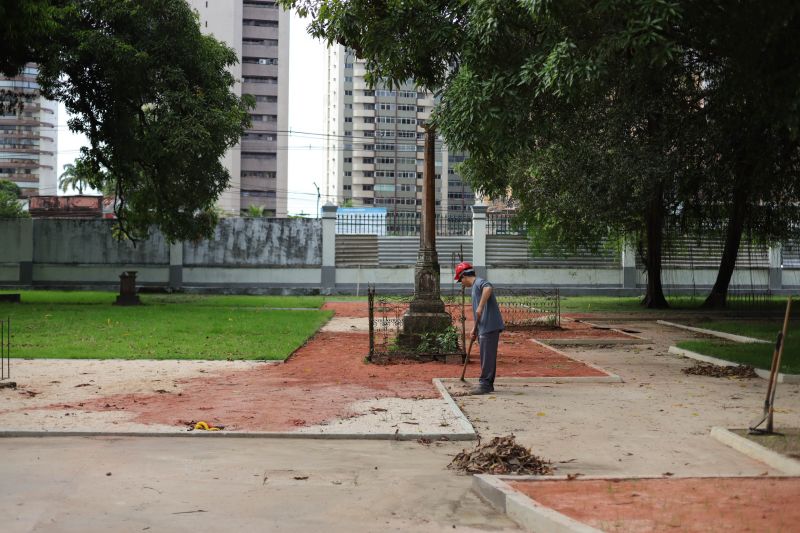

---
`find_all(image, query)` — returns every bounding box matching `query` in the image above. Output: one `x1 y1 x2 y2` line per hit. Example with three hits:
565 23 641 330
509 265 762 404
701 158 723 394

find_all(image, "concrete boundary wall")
0 209 794 295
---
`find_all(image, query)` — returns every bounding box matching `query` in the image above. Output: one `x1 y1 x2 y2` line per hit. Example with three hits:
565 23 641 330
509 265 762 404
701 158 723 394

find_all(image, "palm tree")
246 204 265 217
58 162 91 194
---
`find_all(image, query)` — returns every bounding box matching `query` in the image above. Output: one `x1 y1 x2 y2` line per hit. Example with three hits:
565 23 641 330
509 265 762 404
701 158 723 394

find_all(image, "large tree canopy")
2 0 253 241
284 0 800 307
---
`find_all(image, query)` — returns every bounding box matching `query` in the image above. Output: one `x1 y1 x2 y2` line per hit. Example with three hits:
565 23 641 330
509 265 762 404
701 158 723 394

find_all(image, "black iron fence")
497 289 561 329
337 211 472 236
486 212 527 236
1 318 9 382
367 287 468 363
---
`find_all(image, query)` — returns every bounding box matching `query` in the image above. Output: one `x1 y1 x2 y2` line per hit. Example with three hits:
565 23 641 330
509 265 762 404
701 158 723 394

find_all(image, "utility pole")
313 181 321 219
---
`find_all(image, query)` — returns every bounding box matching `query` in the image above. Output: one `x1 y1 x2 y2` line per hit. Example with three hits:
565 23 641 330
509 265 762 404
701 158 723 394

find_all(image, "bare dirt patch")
509 477 800 532
734 428 800 460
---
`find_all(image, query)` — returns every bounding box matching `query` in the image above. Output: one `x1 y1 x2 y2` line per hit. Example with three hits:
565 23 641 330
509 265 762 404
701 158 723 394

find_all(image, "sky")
56 10 328 217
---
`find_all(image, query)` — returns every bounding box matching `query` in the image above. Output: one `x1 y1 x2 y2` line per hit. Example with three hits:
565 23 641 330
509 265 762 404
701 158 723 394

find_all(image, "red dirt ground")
510 477 800 532
51 303 610 432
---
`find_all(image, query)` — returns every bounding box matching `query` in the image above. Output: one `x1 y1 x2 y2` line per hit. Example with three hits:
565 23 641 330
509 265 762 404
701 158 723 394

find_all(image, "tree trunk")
642 186 669 308
702 183 749 309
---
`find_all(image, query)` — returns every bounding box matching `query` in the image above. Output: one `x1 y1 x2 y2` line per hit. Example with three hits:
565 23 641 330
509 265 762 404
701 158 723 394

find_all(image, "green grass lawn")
559 295 795 314
676 319 799 374
0 291 332 360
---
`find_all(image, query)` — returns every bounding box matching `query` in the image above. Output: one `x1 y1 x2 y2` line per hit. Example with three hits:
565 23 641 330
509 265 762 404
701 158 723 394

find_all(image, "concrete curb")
432 378 477 437
529 339 625 383
710 427 800 475
0 429 476 441
669 346 800 383
657 320 770 344
541 338 652 346
472 475 602 533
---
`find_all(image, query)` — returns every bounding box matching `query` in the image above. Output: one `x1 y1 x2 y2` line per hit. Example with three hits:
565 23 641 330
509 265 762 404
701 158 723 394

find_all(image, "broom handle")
767 296 792 427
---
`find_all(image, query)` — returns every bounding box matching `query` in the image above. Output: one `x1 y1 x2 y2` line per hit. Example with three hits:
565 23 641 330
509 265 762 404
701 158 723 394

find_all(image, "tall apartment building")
0 64 58 198
190 0 289 217
325 46 474 215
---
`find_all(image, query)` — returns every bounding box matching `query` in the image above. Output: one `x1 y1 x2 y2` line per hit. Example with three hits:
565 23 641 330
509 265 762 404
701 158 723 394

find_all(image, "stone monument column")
402 125 452 340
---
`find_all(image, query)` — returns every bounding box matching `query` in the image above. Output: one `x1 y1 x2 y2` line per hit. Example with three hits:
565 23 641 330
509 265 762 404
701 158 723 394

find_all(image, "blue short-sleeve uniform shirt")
471 277 505 335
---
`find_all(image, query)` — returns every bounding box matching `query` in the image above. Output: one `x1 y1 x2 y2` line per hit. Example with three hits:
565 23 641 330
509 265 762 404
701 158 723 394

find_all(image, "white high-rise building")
325 46 474 214
0 64 58 197
189 0 290 217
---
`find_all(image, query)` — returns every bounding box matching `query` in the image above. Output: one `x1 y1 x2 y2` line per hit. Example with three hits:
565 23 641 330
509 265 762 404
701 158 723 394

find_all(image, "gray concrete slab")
0 437 520 533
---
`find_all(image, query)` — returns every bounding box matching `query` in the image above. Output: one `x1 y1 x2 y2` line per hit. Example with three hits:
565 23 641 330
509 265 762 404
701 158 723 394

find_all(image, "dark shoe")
470 386 493 395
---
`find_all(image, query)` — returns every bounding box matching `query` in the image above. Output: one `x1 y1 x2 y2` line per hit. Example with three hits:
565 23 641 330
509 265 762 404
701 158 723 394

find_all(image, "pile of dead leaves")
448 435 553 475
682 362 757 379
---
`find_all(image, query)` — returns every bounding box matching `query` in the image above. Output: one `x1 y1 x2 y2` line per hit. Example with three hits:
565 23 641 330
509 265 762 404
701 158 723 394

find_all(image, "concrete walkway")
0 437 519 533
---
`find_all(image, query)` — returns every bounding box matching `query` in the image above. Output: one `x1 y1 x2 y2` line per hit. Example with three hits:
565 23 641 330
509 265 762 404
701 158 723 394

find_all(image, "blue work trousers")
478 329 501 390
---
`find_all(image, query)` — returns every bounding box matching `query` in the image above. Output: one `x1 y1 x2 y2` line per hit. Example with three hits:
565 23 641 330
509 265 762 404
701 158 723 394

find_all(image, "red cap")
454 261 474 281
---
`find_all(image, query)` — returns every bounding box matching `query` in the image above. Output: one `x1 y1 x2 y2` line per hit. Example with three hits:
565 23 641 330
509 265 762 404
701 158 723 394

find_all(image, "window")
241 151 277 159
242 19 278 27
242 132 276 141
344 90 352 96
243 0 278 7
363 198 374 205
363 103 375 110
362 130 374 137
376 157 394 164
397 131 415 138
378 103 393 110
249 94 278 102
345 103 353 109
362 117 374 123
398 90 417 98
362 157 374 164
362 171 374 177
376 90 396 97
344 76 353 82
344 131 352 137
363 90 375 97
344 171 352 177
375 116 395 124
397 104 416 111
241 170 277 178
361 184 373 191
362 144 374 151
244 76 278 84
249 114 278 122
243 38 278 46
344 117 352 123
375 143 395 151
374 171 394 178
374 184 395 192
243 57 278 65
399 184 413 192
397 144 415 152
345 63 353 69
344 157 352 163
343 184 352 190
376 130 394 138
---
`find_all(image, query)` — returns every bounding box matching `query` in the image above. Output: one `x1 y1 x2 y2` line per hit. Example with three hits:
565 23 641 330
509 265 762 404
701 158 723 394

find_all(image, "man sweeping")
455 261 504 395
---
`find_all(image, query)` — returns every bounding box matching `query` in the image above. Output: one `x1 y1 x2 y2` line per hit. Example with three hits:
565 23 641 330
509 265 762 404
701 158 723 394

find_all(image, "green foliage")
0 0 62 77
245 204 265 218
286 0 800 308
0 190 29 218
416 326 460 354
0 179 22 198
5 0 254 241
58 158 103 195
